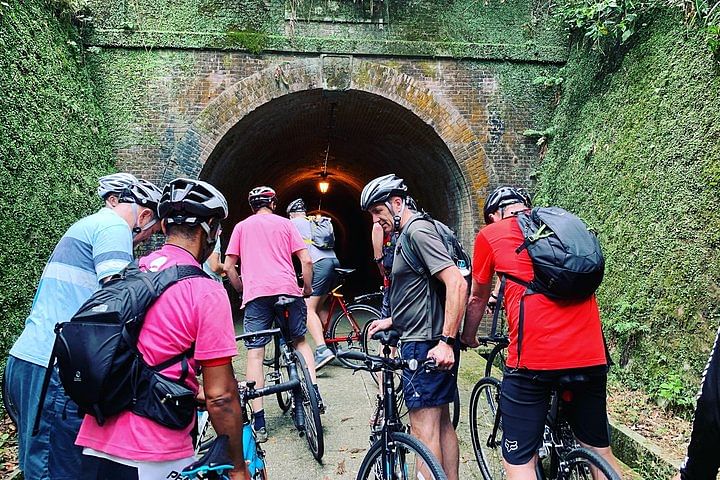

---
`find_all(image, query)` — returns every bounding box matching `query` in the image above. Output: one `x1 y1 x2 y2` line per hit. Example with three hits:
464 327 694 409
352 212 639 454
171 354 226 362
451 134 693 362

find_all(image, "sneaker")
314 346 336 371
254 426 268 443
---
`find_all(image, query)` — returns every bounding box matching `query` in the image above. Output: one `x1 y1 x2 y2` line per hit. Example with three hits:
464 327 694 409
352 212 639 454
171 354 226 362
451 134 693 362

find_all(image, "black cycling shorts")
499 365 611 465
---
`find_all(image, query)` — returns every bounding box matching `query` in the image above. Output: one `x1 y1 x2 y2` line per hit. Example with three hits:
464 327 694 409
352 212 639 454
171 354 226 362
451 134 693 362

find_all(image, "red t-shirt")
472 216 607 370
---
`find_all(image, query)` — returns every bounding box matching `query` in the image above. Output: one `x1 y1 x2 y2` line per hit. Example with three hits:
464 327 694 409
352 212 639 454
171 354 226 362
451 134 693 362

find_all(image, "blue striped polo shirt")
10 208 134 367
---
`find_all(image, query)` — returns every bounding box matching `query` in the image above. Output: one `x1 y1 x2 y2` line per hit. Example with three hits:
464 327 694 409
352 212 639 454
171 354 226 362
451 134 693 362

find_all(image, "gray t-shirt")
290 217 337 263
389 217 454 341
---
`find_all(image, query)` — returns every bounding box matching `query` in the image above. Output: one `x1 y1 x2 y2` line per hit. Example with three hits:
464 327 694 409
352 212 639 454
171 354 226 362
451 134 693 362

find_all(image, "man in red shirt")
460 186 622 479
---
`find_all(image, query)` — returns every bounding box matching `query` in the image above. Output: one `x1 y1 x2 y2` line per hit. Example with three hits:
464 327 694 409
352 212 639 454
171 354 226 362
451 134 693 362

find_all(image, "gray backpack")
308 216 335 250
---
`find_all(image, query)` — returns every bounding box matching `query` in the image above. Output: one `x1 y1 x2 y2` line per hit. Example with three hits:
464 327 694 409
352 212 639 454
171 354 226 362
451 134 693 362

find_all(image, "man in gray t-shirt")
362 174 467 480
287 198 340 370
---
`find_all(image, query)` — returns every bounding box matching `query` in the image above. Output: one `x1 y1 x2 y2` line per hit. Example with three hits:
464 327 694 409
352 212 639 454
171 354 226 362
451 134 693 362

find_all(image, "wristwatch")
439 335 456 346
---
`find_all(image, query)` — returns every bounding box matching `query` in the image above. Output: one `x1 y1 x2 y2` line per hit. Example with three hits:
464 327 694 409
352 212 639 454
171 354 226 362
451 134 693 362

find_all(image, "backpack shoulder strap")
397 213 435 275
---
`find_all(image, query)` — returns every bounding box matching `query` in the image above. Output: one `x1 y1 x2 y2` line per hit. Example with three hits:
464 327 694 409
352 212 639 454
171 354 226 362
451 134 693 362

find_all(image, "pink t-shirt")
225 213 305 306
76 244 238 462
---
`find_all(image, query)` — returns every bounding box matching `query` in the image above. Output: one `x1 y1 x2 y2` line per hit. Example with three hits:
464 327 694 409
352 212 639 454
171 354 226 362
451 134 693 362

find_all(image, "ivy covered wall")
535 8 720 411
0 0 115 361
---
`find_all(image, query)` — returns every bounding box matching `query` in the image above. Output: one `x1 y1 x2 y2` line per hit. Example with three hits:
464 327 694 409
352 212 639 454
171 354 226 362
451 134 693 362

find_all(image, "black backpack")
397 212 472 290
33 262 208 435
493 207 605 364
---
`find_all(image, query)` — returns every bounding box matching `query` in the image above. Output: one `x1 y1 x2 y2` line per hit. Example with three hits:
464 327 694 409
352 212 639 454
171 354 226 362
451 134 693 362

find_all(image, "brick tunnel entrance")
200 88 472 296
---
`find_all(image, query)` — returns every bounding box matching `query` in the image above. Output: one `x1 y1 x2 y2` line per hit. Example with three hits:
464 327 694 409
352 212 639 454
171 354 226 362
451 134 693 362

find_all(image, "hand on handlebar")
427 341 455 370
367 318 393 338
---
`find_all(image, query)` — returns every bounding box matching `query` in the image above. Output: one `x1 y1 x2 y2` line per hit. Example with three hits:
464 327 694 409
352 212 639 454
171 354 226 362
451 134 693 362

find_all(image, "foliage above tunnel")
0 0 115 360
534 6 720 413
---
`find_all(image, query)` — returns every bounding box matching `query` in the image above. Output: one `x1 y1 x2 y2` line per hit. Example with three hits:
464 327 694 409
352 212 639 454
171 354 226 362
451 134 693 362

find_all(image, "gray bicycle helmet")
97 173 138 200
118 179 163 212
248 186 276 211
286 198 306 214
360 174 408 211
405 195 418 212
483 186 526 224
158 178 228 224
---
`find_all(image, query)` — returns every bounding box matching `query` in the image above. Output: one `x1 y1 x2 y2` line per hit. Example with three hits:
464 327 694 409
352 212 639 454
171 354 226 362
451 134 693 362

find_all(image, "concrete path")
231 336 484 480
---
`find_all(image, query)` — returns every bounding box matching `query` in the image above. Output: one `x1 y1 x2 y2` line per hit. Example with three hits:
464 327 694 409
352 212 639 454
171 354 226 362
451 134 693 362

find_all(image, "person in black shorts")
674 325 720 480
363 175 467 480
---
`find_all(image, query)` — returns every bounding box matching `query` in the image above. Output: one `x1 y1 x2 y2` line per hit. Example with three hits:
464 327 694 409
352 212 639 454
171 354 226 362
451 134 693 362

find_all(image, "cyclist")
674 324 720 480
5 174 162 480
202 225 224 282
460 185 622 480
363 174 467 480
286 198 340 370
224 186 323 442
75 178 248 480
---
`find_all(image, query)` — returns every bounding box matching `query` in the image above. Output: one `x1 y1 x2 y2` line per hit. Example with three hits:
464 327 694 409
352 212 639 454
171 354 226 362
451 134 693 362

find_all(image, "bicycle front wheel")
484 343 507 379
560 448 621 480
294 351 324 462
357 431 447 480
329 304 380 368
469 376 505 479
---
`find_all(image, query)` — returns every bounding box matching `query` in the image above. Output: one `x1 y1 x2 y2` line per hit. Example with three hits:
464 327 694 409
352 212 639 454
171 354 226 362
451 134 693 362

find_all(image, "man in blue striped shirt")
5 174 163 480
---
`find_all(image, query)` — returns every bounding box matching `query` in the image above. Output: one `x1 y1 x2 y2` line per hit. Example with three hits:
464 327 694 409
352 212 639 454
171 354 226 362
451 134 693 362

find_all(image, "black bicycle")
469 374 621 480
338 330 447 480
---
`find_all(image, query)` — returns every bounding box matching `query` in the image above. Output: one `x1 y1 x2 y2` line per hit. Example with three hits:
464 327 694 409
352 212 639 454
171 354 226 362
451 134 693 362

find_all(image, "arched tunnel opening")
201 88 472 305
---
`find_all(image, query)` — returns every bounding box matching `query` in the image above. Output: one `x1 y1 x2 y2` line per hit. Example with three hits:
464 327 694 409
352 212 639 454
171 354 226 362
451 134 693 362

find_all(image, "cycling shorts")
311 258 340 296
243 295 307 349
401 340 460 410
500 365 611 465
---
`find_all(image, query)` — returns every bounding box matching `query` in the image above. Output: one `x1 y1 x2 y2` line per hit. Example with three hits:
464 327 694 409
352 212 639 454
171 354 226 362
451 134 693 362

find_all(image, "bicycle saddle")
334 268 356 275
372 329 400 347
181 434 233 477
275 295 296 307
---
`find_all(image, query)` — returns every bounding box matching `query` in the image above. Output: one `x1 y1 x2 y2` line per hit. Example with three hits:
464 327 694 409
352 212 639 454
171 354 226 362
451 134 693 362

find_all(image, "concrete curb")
609 417 682 479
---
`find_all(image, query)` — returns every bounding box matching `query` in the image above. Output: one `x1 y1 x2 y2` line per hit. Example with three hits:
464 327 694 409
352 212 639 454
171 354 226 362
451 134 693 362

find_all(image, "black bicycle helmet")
483 186 526 224
118 179 163 212
360 174 408 211
97 173 138 200
158 178 228 224
248 186 276 210
517 188 533 209
286 198 306 214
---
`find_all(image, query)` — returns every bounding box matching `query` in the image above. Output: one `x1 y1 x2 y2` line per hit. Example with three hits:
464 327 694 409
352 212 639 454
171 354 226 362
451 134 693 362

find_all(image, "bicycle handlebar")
336 350 438 373
240 378 300 401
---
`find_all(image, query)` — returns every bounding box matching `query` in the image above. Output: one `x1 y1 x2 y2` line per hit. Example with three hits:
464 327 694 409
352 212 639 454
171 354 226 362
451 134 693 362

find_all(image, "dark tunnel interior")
201 88 471 301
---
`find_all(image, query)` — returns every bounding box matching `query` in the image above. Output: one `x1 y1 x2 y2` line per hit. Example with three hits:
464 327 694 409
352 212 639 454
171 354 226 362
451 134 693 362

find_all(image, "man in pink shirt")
76 178 248 480
224 186 321 442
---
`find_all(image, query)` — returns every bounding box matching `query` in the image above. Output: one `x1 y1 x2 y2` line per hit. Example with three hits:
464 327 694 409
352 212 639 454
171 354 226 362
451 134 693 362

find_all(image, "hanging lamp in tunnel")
318 172 330 194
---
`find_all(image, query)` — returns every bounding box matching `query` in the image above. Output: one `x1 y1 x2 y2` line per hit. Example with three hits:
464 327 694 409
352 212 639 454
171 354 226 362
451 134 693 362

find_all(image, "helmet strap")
386 199 406 231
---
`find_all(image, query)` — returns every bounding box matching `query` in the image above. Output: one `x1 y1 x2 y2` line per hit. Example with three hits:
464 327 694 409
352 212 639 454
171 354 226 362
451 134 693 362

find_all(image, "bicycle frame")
323 283 363 346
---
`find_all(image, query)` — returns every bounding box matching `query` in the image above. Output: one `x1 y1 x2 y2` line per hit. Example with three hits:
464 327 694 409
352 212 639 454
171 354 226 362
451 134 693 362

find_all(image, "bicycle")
361 321 461 429
264 268 381 370
469 374 621 480
338 330 448 480
248 296 324 461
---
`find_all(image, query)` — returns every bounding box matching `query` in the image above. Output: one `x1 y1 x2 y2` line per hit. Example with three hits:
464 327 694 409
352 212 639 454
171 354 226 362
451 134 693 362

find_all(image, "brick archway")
166 57 488 242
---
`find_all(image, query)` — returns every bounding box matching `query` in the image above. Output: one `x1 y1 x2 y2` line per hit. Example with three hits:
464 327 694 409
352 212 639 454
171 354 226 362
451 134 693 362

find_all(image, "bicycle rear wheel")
294 351 324 462
269 338 291 413
2 367 19 427
357 431 447 480
561 448 621 480
469 377 505 479
328 304 380 368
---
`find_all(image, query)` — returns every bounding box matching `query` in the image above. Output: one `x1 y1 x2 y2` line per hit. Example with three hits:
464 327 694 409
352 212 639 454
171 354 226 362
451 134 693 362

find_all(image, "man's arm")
295 248 313 297
371 223 385 278
461 278 492 348
427 265 467 369
202 363 248 479
207 252 224 275
223 254 242 293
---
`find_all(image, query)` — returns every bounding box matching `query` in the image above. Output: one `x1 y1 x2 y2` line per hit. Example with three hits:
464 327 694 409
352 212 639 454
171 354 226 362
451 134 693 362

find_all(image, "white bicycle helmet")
118 179 163 212
158 178 228 224
360 174 408 211
248 186 276 211
97 173 138 200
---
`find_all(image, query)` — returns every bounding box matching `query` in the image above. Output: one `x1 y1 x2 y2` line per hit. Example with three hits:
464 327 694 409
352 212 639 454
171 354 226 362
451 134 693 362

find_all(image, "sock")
253 409 266 430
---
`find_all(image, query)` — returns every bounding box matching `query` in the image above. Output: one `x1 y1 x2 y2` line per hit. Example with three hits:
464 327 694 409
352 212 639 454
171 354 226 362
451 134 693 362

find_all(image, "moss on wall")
0 0 115 361
535 8 720 412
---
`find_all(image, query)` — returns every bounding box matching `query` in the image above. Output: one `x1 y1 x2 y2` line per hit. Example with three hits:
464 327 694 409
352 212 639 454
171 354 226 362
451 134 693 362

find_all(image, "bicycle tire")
2 367 19 427
271 338 292 413
328 304 380 369
195 419 268 479
484 343 507 379
293 351 324 462
560 448 621 480
356 431 447 480
469 377 504 479
262 334 276 368
451 387 460 429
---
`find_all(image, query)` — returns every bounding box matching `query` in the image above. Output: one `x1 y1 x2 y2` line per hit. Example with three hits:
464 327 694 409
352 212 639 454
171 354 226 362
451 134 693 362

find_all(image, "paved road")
231 335 486 480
